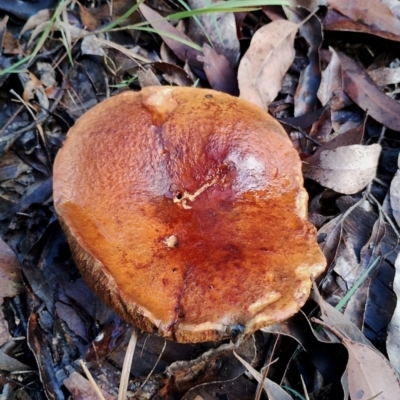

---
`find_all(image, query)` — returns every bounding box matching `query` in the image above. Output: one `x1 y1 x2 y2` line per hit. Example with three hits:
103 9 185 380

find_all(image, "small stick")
79 359 106 400
118 327 139 400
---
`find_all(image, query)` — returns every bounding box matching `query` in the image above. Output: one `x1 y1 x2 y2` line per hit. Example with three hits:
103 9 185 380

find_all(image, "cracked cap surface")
53 86 326 343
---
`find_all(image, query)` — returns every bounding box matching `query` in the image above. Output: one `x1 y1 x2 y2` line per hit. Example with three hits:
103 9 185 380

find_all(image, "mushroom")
53 86 326 343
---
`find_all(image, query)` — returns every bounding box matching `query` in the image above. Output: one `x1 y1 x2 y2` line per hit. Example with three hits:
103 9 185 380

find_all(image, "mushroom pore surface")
53 86 326 343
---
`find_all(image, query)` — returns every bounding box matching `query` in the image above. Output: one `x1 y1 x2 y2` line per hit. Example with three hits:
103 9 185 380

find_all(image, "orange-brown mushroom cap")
53 86 326 343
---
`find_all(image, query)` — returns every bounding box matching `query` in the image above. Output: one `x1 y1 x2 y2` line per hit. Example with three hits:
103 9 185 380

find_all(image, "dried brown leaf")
197 44 238 95
263 311 348 385
343 213 385 328
78 3 102 31
0 237 24 346
309 106 333 143
3 31 23 55
187 0 240 67
344 338 400 400
318 212 344 267
317 48 352 111
139 4 202 68
311 281 372 345
286 8 322 116
332 202 377 290
23 71 45 102
336 50 400 131
85 317 129 362
238 20 298 110
138 68 161 88
81 35 106 57
154 337 259 398
28 310 65 399
55 301 88 341
303 144 382 195
0 14 8 51
324 9 400 42
155 62 193 87
368 67 400 88
328 0 400 36
262 5 286 21
0 153 31 181
0 348 31 372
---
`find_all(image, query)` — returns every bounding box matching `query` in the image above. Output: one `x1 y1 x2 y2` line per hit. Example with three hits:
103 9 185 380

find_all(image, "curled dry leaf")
286 8 323 117
238 19 298 110
335 50 400 131
303 144 381 195
20 9 51 36
328 0 400 36
323 9 400 42
390 154 400 227
317 48 352 111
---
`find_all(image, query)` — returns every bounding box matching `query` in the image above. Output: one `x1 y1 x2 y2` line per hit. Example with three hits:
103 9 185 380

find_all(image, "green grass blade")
120 6 262 30
203 0 222 46
166 0 289 20
335 256 381 312
133 26 203 51
99 0 144 33
0 0 68 76
282 386 307 400
57 15 74 66
175 0 214 47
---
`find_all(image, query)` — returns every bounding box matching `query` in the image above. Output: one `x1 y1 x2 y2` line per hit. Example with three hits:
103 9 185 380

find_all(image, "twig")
118 327 138 400
79 359 106 400
132 339 167 396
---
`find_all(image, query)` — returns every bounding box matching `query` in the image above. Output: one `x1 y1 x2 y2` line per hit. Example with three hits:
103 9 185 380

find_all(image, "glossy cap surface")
53 87 326 342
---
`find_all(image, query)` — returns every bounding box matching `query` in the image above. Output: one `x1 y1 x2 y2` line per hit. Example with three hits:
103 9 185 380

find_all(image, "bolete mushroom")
53 86 326 343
